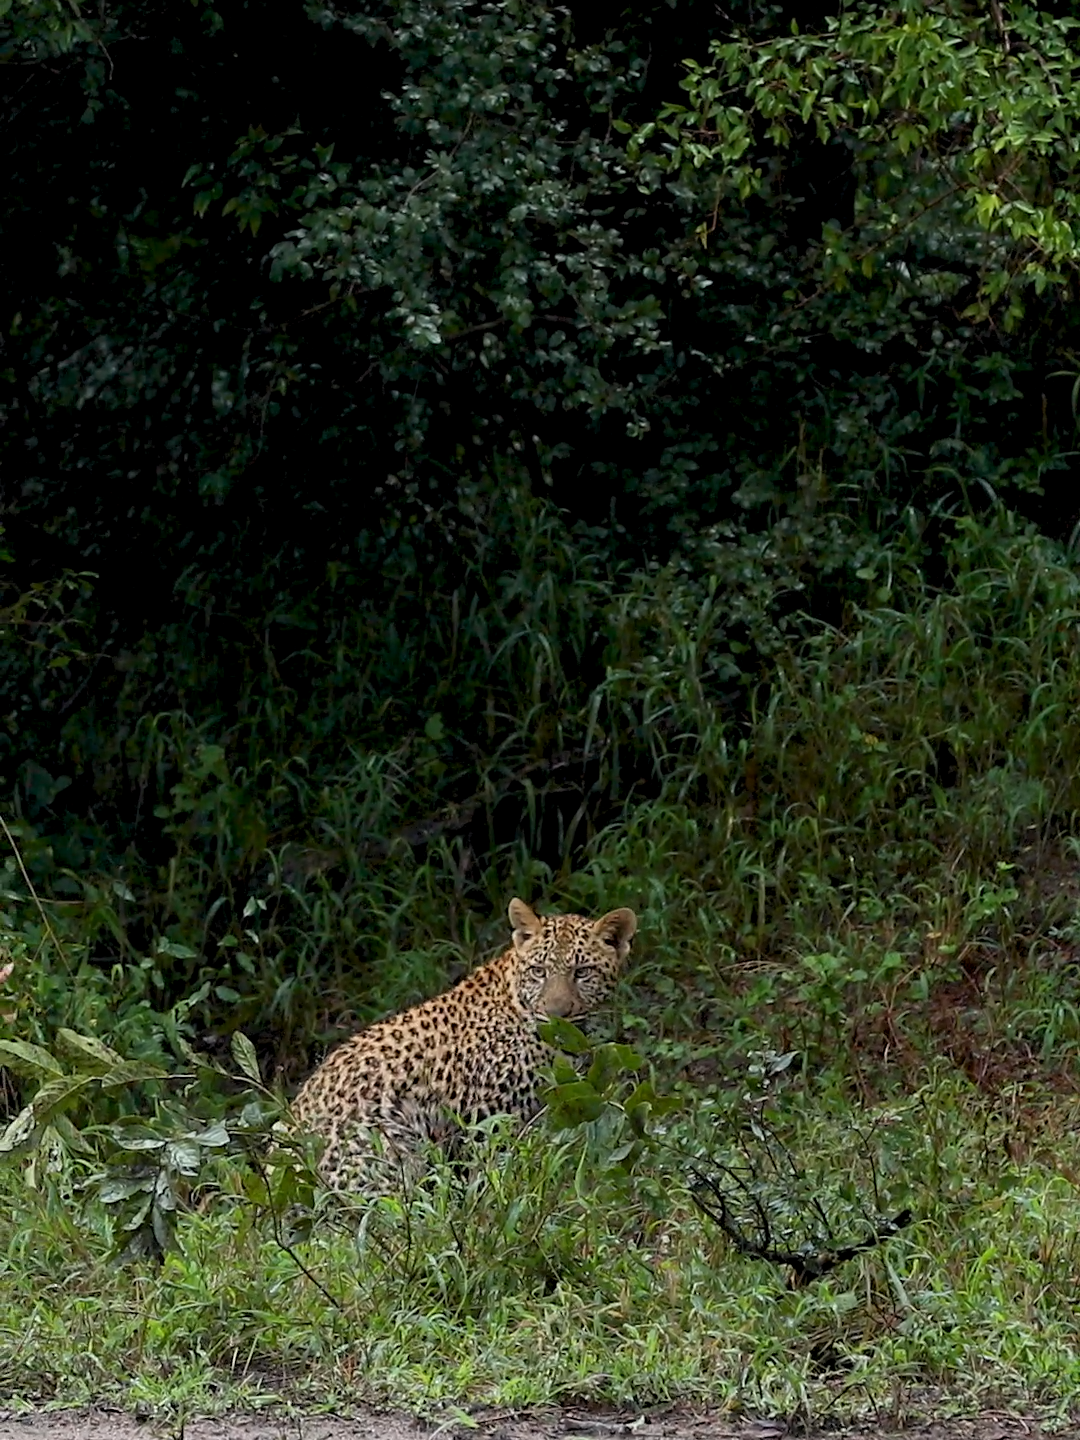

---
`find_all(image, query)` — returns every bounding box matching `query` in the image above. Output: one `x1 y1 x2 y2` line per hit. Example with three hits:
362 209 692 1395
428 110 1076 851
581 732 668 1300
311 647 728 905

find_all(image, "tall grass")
3 505 1080 1413
4 505 1079 1073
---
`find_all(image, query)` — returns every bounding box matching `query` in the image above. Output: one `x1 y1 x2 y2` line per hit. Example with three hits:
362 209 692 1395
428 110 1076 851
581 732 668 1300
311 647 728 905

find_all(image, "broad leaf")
0 1040 64 1079
230 1031 261 1083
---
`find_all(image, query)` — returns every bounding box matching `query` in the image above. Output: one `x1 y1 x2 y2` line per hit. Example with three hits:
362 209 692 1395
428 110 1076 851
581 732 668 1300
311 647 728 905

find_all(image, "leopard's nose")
537 975 582 1018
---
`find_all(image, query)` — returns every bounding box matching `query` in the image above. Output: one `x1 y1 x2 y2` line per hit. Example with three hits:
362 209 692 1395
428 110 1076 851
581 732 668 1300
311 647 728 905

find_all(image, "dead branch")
689 1166 912 1288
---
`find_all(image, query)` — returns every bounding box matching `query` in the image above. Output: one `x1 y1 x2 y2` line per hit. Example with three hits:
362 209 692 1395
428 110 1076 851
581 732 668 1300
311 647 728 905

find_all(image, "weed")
4 511 1080 1414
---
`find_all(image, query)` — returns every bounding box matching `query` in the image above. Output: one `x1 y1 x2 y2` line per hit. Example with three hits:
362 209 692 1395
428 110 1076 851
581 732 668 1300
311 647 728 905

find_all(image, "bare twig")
246 1144 347 1314
0 810 65 963
689 1166 912 1287
988 0 1011 55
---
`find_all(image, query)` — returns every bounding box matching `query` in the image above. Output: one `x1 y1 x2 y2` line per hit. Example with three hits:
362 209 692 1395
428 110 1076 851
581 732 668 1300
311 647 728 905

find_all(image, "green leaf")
157 938 198 960
55 1028 125 1074
0 1040 65 1079
625 1079 657 1108
99 1059 169 1090
586 1043 643 1092
242 1169 270 1206
108 1129 167 1153
607 1137 644 1167
625 1079 681 1131
155 1166 179 1211
30 1073 94 1122
230 1030 261 1082
48 1113 95 1154
164 1140 203 1175
97 1176 154 1205
0 1105 38 1154
152 1203 175 1255
122 1193 153 1232
538 1016 590 1055
167 1032 223 1073
543 1079 606 1129
196 1120 230 1148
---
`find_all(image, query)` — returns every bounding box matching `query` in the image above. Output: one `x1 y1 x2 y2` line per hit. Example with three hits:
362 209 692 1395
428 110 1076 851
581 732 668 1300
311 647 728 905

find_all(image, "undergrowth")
2 507 1080 1417
3 1072 1080 1419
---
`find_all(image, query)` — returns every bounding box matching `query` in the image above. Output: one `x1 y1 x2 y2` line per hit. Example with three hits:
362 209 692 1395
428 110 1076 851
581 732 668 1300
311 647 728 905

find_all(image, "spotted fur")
291 898 637 1192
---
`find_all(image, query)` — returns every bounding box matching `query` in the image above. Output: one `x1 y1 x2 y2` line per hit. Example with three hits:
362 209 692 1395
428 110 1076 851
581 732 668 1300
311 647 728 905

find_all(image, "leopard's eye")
575 964 598 978
524 965 546 983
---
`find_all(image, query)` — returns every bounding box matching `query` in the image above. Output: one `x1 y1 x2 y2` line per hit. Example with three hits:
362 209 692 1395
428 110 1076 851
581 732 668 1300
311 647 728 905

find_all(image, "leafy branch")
632 2 1080 327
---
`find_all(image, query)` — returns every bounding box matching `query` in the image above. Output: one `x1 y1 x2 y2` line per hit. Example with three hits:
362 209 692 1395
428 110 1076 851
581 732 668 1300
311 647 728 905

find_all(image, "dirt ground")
0 1407 1073 1440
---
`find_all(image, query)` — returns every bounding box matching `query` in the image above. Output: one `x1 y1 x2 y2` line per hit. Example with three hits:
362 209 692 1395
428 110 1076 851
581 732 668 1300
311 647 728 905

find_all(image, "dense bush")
3 0 1080 1057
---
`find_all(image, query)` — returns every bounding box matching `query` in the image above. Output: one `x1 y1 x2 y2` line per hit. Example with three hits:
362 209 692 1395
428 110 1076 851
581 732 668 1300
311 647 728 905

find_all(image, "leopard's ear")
592 908 637 962
508 897 543 950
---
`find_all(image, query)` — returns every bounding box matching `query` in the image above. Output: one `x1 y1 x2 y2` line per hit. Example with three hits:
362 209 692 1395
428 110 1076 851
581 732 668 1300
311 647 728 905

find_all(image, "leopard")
291 897 637 1192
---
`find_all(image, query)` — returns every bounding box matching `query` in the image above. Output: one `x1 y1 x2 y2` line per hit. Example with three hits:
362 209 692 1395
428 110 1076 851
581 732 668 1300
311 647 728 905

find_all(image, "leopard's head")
507 897 637 1020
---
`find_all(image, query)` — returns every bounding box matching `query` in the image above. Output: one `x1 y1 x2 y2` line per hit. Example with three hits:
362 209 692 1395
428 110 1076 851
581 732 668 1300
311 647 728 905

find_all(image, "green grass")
3 1070 1080 1419
3 509 1080 1420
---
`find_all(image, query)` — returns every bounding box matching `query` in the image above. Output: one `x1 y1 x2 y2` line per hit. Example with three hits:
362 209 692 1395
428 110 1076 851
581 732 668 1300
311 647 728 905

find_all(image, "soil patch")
0 1407 1072 1440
